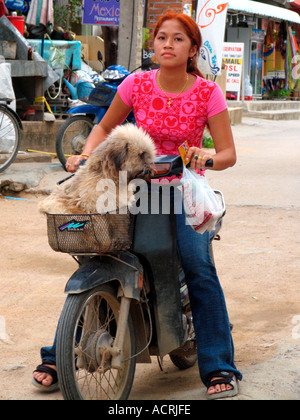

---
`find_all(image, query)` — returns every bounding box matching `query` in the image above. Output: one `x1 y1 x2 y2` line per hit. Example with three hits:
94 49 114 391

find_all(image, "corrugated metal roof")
228 0 300 23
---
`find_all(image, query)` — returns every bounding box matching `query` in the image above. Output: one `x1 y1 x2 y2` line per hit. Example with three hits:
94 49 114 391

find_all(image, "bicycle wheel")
56 115 94 170
56 284 136 400
0 105 21 173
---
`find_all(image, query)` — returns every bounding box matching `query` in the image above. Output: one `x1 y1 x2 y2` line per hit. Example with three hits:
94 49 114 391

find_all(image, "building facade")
225 0 300 99
146 0 193 37
143 0 300 100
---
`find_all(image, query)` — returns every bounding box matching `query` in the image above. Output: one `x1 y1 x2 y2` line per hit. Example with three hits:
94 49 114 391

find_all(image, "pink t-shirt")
118 69 227 155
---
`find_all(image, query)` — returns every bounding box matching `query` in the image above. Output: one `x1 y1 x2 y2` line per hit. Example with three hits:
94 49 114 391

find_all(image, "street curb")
14 152 52 163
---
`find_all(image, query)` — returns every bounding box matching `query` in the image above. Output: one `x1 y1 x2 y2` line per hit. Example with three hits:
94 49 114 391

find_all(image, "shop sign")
82 0 120 26
223 42 244 98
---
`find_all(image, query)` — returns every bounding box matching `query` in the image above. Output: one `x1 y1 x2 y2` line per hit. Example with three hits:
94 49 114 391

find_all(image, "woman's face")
154 19 197 69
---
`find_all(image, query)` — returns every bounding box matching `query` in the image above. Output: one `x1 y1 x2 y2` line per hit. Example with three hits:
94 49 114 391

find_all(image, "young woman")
33 12 242 400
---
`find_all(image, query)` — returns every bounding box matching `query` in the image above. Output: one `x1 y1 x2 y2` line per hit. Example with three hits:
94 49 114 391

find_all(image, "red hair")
153 11 204 77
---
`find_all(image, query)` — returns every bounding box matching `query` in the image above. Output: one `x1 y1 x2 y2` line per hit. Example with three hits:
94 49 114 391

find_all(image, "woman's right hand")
65 154 88 173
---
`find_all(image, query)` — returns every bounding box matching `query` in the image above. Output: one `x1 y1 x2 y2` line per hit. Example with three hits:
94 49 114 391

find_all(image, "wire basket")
47 212 134 254
77 82 116 106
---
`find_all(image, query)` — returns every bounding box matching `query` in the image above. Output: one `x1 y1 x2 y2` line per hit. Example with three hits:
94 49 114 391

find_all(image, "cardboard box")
76 36 105 72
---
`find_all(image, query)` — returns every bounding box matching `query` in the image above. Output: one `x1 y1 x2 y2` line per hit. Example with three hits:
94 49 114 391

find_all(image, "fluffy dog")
39 124 156 215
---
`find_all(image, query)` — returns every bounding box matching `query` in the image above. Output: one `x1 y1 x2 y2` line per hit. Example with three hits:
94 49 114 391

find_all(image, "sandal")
32 361 59 392
206 371 238 400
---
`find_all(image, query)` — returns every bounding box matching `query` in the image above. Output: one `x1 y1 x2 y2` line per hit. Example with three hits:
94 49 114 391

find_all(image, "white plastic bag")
180 166 223 234
0 62 16 111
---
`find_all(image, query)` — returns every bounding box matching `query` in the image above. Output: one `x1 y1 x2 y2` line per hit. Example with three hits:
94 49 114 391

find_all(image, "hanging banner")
196 0 228 76
82 0 120 26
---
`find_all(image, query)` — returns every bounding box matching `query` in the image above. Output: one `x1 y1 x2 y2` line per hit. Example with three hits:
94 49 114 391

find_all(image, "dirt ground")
0 118 300 400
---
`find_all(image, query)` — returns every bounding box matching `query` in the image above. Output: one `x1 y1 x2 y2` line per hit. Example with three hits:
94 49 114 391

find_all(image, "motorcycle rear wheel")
56 284 136 400
56 115 94 170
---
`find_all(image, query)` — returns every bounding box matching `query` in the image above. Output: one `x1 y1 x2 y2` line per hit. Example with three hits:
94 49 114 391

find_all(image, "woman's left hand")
186 147 212 170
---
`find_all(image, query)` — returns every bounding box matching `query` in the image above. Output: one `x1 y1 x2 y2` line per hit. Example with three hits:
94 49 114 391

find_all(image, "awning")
228 0 300 24
290 0 300 13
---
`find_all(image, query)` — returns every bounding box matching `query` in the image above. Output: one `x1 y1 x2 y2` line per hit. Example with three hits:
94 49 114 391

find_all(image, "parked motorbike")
46 155 225 400
56 53 153 169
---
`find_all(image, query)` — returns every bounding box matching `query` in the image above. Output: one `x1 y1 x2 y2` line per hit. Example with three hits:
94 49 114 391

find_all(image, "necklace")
157 72 189 108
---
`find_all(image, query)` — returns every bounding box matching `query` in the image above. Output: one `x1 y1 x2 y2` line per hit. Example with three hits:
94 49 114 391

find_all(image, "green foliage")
266 88 293 100
202 135 214 149
53 0 82 30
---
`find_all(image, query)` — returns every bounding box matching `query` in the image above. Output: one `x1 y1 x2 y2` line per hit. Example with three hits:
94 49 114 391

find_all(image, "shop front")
226 0 300 100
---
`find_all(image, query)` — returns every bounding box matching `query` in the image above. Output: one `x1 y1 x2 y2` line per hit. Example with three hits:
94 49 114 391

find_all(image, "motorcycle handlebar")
152 155 214 179
205 158 214 168
58 155 214 184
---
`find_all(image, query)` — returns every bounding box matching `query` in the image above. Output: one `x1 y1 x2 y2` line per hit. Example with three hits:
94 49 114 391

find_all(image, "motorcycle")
46 155 225 400
56 53 153 169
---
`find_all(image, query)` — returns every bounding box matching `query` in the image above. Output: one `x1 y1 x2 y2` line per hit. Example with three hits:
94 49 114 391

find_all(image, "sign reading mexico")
223 42 244 96
82 0 120 26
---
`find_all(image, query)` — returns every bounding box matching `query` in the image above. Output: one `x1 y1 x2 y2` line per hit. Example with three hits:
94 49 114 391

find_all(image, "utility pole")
117 0 144 71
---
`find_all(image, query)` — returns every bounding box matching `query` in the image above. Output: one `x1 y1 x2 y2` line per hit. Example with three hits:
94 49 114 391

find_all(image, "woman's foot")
32 363 59 392
207 377 233 395
206 372 238 400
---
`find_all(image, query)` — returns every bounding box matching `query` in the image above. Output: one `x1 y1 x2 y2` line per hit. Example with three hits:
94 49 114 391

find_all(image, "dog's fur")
39 124 156 215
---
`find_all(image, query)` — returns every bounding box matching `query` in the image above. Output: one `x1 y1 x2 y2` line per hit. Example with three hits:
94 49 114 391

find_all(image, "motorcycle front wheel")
56 115 94 170
56 284 136 400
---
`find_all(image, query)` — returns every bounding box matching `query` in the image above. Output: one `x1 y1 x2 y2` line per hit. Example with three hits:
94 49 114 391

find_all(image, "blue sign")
82 0 120 26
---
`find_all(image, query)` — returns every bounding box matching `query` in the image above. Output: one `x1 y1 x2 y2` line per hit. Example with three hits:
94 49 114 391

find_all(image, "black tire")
56 284 136 400
0 105 21 173
56 115 94 170
169 353 198 370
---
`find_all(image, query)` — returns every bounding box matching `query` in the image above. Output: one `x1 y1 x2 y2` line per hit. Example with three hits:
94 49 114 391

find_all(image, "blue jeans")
176 209 242 386
41 202 242 387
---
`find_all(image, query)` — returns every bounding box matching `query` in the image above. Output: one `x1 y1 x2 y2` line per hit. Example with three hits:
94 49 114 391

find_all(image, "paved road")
0 118 300 401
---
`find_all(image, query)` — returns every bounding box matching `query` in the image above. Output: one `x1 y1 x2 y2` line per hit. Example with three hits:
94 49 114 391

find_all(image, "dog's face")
87 124 156 182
